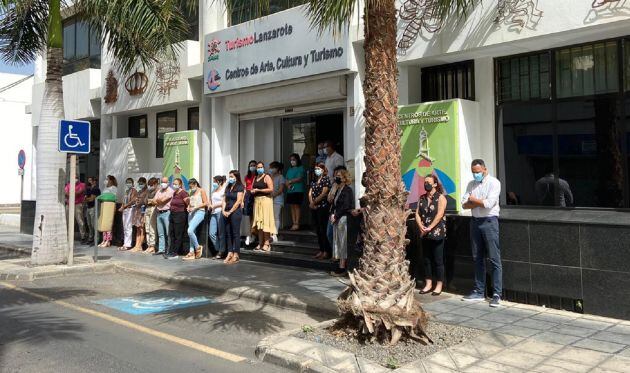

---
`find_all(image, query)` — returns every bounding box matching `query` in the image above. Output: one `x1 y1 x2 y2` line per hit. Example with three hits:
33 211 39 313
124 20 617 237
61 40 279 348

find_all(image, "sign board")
58 120 91 154
399 100 461 211
17 149 26 169
203 5 350 95
162 131 199 191
94 291 214 315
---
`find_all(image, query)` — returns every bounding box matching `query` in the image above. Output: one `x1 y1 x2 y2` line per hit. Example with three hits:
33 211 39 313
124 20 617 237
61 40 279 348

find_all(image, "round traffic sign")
17 149 26 169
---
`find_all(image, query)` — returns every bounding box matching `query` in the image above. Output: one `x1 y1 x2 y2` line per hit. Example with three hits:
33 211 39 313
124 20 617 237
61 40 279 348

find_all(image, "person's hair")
213 175 226 185
315 162 328 176
126 178 134 185
270 161 284 172
325 140 335 150
256 161 265 168
138 177 147 184
289 153 301 167
333 165 347 173
471 159 486 168
247 160 257 177
336 169 352 186
173 177 183 186
147 177 158 186
424 174 444 195
359 197 367 208
189 178 200 188
87 176 95 182
107 175 118 187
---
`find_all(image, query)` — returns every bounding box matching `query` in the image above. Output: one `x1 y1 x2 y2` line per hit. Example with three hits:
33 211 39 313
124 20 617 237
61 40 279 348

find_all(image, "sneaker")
163 253 178 259
271 234 278 242
462 291 485 302
489 294 501 308
245 236 251 246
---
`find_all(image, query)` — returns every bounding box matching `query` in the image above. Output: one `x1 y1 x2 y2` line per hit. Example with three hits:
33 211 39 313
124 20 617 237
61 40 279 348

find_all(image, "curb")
0 262 116 281
113 262 339 318
0 243 30 256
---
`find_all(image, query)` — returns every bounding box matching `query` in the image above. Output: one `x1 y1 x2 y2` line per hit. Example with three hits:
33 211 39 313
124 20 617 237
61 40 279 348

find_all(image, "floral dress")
417 194 446 240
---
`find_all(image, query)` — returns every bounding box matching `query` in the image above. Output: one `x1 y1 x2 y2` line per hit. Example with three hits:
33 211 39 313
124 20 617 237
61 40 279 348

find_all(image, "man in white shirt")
461 159 503 307
324 141 344 174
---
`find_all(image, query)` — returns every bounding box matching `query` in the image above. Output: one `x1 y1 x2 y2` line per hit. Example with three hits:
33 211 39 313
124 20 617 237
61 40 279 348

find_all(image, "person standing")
130 177 148 252
243 160 258 246
209 175 227 259
416 174 447 296
118 178 137 251
251 162 277 252
326 165 347 247
324 141 344 178
222 171 245 264
98 175 118 248
184 178 208 260
330 168 354 277
285 153 305 231
143 178 159 254
65 176 88 244
462 159 503 307
269 161 285 241
165 178 189 259
84 176 101 245
309 162 332 259
315 142 327 164
153 177 174 256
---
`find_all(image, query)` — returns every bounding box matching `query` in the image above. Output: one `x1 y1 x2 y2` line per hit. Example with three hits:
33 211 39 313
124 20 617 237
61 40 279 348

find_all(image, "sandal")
290 225 299 231
227 256 240 264
195 245 203 259
224 253 234 264
118 246 128 251
261 243 271 252
253 245 262 251
182 252 196 261
130 246 143 253
145 247 156 254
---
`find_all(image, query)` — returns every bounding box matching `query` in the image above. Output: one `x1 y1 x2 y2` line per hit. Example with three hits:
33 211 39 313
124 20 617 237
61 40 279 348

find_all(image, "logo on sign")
207 38 221 62
58 120 91 154
207 69 221 91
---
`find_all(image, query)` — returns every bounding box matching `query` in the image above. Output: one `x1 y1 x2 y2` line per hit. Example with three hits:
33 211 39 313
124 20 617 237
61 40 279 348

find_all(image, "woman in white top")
184 178 208 260
269 161 286 242
209 175 227 259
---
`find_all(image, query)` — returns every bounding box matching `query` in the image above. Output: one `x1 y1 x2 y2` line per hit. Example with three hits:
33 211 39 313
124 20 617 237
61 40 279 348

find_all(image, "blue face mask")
249 166 256 173
473 172 484 182
256 168 264 175
228 178 236 185
212 182 219 192
314 168 323 177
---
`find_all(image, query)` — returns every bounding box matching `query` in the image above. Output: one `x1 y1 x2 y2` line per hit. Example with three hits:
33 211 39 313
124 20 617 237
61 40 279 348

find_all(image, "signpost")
58 120 91 266
17 149 26 205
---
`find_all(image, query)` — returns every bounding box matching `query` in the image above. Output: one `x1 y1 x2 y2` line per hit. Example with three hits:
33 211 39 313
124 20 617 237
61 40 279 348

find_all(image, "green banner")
162 131 198 191
399 100 460 211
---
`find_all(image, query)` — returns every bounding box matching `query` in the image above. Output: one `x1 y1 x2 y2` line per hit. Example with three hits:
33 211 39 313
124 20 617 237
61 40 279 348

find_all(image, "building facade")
29 0 630 319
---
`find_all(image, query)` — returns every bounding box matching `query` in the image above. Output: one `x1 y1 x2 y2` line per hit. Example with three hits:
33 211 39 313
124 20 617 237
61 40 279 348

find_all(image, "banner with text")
203 5 351 94
399 101 461 212
162 131 198 191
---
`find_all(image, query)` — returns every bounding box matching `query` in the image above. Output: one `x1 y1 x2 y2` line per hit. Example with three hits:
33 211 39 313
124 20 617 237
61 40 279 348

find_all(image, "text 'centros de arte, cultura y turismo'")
398 110 450 126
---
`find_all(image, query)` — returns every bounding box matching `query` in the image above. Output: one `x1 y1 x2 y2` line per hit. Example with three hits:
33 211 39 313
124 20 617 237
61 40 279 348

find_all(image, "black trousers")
224 209 243 253
168 211 188 255
312 207 332 256
422 238 445 282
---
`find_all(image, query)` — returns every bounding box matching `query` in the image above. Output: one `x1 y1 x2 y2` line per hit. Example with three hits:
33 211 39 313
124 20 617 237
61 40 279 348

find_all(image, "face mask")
249 166 256 173
290 160 297 167
138 183 145 188
212 182 219 192
190 187 197 193
473 172 484 182
335 177 342 184
135 186 143 192
126 183 133 189
228 178 236 185
160 182 168 190
318 149 324 156
173 184 180 190
148 185 155 191
424 183 433 192
256 168 264 175
314 168 323 177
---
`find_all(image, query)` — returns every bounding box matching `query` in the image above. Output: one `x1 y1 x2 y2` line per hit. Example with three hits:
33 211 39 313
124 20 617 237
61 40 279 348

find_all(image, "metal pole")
68 154 76 266
19 172 24 205
93 198 99 262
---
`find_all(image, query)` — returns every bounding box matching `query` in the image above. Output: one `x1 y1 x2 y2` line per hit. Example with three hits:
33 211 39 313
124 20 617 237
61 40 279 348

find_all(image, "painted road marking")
0 282 246 363
94 290 215 315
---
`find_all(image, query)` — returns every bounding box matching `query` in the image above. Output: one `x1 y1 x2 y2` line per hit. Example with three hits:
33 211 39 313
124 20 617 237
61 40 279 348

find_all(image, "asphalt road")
0 272 320 373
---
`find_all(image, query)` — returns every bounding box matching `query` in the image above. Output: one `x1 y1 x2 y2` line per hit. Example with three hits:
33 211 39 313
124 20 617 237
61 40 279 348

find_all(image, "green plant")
385 356 400 369
301 325 314 333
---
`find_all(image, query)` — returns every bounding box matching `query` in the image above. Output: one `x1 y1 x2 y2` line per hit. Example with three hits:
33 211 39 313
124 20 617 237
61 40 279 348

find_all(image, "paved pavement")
0 272 319 372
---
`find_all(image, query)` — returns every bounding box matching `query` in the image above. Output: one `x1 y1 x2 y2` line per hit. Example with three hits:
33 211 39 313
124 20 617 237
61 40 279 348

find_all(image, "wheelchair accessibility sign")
58 120 90 154
93 291 214 315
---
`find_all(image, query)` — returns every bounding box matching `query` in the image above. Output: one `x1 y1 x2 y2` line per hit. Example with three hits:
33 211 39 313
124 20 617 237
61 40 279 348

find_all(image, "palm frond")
0 0 49 65
78 0 192 75
306 0 356 35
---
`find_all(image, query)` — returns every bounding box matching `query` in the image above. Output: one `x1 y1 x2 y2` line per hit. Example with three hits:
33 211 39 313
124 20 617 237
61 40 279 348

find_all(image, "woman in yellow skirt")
251 161 277 252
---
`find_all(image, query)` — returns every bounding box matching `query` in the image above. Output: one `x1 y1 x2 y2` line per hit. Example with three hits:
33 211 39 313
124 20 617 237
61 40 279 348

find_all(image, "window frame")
187 107 199 131
128 115 148 138
62 17 101 75
156 110 178 159
420 60 475 103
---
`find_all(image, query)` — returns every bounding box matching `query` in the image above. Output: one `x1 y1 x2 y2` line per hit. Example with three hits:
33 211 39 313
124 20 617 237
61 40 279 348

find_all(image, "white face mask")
160 182 168 190
173 184 180 190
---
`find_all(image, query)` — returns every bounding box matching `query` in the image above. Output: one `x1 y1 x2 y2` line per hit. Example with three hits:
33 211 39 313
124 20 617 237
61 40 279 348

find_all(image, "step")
239 248 337 272
276 229 318 244
270 240 319 255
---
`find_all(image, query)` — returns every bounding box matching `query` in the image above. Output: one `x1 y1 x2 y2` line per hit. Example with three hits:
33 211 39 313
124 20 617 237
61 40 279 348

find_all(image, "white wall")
0 73 34 203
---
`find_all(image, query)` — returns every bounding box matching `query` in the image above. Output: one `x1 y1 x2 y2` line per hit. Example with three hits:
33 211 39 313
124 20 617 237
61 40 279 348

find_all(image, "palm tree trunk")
338 0 429 345
31 0 68 265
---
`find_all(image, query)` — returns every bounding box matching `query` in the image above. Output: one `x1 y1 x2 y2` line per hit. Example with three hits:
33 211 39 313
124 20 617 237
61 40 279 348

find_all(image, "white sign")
203 5 351 95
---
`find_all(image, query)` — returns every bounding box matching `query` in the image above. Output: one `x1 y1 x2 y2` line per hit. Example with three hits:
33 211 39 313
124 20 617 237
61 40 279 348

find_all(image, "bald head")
161 177 169 183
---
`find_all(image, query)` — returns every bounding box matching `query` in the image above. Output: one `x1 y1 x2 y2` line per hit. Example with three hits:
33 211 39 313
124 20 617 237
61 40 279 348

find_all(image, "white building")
0 73 34 205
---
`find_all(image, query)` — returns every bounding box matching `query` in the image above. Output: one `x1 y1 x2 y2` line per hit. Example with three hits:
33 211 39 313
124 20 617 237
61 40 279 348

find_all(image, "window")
128 115 148 138
188 107 199 130
497 53 550 103
62 18 101 75
421 61 475 102
157 111 177 158
230 0 308 25
497 38 630 209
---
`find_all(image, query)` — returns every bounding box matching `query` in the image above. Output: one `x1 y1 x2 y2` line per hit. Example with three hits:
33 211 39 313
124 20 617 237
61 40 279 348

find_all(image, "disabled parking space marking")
93 290 215 315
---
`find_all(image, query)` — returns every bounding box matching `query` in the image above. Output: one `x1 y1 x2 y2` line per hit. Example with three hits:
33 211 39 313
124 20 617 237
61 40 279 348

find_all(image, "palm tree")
0 0 192 265
223 0 475 344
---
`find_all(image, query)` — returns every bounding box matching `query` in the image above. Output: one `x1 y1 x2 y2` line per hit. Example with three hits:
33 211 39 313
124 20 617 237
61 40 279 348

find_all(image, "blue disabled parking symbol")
58 120 91 154
94 291 214 315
